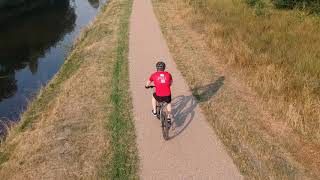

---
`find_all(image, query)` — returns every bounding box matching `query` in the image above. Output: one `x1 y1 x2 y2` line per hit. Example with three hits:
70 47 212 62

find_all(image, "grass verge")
104 0 138 179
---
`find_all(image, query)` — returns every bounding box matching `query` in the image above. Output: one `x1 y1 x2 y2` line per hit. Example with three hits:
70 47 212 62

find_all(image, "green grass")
104 0 138 179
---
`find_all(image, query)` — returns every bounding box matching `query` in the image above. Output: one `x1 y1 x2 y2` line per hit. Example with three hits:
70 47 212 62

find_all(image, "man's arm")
146 80 152 87
146 73 154 88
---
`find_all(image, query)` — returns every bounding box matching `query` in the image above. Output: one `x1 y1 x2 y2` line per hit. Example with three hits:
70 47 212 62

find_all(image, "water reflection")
0 1 76 102
88 0 100 9
0 0 70 23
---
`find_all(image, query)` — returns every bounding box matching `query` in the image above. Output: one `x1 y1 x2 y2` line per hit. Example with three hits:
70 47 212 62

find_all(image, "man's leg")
167 103 172 119
152 95 157 114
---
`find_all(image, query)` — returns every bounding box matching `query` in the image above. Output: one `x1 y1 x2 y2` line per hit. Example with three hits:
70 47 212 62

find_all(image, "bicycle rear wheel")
160 110 169 140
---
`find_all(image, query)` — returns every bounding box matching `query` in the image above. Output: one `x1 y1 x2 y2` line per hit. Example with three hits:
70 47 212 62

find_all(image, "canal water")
0 0 106 136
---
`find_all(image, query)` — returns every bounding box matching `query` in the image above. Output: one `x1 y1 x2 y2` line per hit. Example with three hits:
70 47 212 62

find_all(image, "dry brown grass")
0 0 127 179
186 0 320 141
153 0 320 178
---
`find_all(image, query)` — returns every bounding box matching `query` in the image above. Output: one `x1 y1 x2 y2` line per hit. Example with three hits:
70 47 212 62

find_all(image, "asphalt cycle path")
128 0 242 178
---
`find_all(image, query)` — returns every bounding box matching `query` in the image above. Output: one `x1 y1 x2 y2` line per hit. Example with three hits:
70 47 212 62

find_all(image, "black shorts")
153 93 171 103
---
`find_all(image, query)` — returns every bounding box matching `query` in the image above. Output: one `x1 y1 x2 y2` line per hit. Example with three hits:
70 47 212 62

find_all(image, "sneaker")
152 110 157 117
167 119 171 128
167 118 172 127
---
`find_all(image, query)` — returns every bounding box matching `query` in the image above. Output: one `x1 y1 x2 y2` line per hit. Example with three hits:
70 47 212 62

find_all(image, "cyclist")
145 61 173 124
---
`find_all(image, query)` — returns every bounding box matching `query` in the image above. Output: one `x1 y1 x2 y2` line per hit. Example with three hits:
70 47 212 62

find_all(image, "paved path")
128 0 242 179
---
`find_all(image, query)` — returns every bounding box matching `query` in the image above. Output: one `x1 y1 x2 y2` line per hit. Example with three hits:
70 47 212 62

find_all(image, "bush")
244 0 267 16
272 0 296 9
245 0 261 6
255 0 266 15
272 0 320 14
308 1 320 13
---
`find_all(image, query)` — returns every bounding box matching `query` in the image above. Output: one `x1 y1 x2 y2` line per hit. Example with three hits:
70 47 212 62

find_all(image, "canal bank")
0 0 138 178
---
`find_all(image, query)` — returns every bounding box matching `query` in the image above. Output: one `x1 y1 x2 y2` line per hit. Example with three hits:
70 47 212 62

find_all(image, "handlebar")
145 85 155 89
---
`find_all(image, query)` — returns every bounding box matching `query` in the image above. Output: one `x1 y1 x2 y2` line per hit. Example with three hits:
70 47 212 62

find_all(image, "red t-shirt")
149 71 172 96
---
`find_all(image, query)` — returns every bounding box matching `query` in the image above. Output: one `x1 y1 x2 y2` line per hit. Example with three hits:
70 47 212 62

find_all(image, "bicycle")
145 85 170 140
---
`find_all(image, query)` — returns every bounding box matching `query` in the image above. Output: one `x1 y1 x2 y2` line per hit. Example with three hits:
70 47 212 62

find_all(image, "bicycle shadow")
169 95 197 140
168 76 225 140
192 76 225 102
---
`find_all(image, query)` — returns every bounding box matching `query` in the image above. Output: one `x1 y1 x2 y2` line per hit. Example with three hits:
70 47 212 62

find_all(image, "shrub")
255 0 266 15
272 0 297 9
272 0 320 14
245 0 261 6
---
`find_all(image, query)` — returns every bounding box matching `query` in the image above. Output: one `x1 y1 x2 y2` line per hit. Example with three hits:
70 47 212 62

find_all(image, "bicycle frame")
157 101 167 119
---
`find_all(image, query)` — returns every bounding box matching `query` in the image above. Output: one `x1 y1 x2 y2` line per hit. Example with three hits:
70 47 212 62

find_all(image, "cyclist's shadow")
169 95 198 140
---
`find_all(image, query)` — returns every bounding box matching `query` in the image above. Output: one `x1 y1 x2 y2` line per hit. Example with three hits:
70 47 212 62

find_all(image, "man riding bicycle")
145 61 173 124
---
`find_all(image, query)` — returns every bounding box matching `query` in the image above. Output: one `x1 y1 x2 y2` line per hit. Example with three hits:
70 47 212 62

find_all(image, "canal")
0 0 106 137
